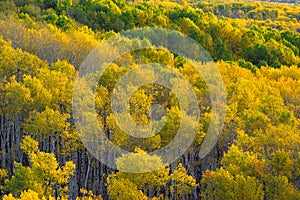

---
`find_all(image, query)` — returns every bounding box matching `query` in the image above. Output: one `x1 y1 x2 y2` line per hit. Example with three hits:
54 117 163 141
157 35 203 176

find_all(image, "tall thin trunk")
84 155 91 189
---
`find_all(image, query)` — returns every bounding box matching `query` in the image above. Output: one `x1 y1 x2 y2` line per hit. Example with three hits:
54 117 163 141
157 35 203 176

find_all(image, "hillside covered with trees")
0 0 300 199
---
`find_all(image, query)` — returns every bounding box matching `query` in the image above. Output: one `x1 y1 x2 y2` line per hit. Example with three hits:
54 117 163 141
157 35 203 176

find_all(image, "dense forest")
0 0 300 199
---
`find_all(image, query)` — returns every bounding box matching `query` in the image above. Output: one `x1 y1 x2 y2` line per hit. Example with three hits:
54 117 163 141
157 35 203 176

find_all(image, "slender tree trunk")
84 155 91 189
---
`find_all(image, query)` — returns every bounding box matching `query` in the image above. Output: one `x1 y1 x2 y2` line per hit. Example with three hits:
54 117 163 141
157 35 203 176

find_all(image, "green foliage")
24 107 70 137
1 0 300 68
4 137 75 199
237 59 258 73
0 0 300 199
265 176 300 200
169 163 198 199
201 168 264 200
4 76 31 118
56 15 72 30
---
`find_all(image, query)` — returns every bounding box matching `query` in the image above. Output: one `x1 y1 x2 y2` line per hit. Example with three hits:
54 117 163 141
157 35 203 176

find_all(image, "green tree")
265 176 300 200
201 168 264 200
4 136 75 199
